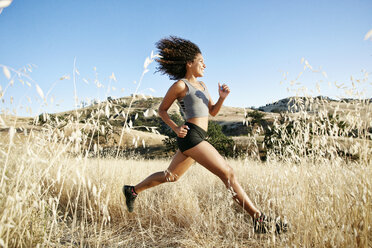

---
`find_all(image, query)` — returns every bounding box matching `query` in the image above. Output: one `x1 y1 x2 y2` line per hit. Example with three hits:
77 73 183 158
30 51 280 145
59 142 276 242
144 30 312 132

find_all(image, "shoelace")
131 187 138 196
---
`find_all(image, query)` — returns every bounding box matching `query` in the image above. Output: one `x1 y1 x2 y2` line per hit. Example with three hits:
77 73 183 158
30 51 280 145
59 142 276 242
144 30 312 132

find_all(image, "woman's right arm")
158 81 189 137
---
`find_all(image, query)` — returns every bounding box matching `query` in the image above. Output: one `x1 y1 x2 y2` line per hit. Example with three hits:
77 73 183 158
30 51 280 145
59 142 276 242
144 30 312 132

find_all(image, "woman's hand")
174 125 189 138
218 83 230 99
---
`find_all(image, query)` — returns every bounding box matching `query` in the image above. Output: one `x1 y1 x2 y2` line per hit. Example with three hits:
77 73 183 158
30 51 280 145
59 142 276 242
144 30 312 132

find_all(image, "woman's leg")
183 141 260 218
134 150 195 194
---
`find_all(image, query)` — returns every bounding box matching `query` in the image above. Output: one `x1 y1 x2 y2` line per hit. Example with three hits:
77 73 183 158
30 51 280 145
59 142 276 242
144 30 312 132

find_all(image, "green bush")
247 110 265 124
245 110 267 135
206 121 235 157
263 112 353 162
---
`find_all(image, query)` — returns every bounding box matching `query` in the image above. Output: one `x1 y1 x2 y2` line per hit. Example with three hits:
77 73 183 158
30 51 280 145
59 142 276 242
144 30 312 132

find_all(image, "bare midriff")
186 116 209 132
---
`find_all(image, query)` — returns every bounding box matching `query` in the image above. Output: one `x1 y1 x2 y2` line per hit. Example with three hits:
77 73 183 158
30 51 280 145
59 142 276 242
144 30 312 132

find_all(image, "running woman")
123 36 287 234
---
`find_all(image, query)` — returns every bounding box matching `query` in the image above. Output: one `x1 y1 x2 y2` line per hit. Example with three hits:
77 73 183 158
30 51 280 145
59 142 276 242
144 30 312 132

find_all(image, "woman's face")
187 53 206 77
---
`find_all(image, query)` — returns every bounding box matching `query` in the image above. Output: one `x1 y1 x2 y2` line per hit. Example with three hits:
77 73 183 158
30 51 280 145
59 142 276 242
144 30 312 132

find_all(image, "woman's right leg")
134 150 195 194
183 141 260 218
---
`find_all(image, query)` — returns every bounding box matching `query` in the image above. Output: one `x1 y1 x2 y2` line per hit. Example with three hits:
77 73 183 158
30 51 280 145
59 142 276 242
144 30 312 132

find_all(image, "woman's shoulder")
168 79 188 98
172 79 187 90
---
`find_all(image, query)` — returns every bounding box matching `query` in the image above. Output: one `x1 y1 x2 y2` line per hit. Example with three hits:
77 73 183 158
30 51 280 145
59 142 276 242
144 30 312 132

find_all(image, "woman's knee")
221 165 236 185
164 170 179 182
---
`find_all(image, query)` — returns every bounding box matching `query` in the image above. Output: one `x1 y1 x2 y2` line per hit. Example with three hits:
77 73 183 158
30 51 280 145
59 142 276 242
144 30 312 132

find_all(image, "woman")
123 36 287 234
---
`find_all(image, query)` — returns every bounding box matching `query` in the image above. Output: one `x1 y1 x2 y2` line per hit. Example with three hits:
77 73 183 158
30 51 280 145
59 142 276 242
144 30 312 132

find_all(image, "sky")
0 0 371 116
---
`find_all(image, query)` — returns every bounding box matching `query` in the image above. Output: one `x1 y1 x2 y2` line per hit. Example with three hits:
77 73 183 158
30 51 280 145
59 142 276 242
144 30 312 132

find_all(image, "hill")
257 96 372 114
1 95 370 160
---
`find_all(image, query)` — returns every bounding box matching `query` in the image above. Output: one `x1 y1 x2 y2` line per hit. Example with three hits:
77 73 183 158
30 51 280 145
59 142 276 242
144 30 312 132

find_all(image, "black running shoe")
123 185 137 212
253 213 288 234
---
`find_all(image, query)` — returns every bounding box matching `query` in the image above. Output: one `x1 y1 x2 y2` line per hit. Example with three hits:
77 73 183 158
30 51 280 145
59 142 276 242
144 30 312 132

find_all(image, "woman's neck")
184 73 198 84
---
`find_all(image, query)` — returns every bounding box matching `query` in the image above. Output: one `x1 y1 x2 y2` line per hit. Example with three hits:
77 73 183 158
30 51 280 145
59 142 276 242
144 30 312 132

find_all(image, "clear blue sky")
1 0 371 116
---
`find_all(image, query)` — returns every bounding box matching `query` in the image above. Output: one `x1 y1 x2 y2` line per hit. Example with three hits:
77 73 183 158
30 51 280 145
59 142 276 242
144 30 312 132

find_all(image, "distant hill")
257 96 372 113
257 96 333 113
3 95 370 136
1 95 370 159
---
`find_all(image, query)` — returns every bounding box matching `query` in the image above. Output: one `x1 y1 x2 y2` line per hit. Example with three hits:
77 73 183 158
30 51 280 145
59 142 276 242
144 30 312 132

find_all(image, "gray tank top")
177 79 210 120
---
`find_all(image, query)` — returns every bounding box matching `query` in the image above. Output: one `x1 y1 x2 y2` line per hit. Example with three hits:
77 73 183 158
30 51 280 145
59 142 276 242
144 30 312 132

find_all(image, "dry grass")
1 53 371 247
0 136 371 247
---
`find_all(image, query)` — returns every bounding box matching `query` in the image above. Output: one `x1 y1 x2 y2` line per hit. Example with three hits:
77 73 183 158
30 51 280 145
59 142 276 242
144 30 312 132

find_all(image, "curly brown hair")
155 36 201 80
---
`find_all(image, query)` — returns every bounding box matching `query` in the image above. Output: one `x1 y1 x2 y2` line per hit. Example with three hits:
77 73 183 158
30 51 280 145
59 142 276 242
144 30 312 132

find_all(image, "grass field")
1 130 371 247
1 56 371 247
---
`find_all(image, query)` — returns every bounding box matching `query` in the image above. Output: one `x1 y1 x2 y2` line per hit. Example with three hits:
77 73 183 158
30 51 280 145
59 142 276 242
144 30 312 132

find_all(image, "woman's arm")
207 82 230 116
158 81 189 137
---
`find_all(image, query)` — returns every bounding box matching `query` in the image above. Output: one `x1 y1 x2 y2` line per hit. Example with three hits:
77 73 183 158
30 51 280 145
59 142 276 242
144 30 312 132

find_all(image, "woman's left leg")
183 141 260 218
123 150 194 213
134 150 194 193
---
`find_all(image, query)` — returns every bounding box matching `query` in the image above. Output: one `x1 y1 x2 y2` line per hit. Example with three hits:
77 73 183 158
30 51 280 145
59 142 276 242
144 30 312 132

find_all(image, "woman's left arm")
207 82 230 117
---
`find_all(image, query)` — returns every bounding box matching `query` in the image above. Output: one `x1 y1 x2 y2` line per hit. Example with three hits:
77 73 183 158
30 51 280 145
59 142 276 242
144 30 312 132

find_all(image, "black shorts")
177 122 207 152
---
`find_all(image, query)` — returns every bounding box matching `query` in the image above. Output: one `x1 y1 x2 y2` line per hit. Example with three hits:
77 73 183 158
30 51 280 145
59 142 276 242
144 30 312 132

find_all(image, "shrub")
263 98 369 163
206 121 235 157
244 110 267 135
247 110 265 124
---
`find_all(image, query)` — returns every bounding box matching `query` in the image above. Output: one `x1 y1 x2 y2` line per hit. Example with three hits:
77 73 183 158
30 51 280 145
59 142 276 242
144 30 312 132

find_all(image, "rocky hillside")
257 96 371 113
1 95 370 160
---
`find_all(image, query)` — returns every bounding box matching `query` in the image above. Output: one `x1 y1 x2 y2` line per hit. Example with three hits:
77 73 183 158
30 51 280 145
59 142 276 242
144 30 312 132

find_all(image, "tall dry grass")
1 49 371 247
0 141 371 247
